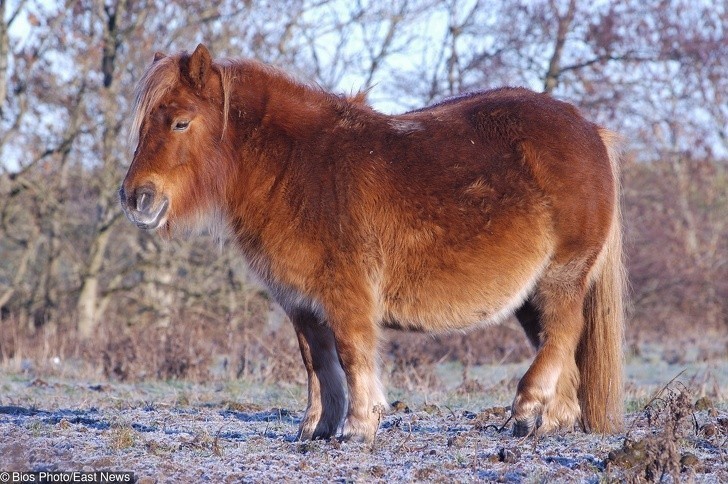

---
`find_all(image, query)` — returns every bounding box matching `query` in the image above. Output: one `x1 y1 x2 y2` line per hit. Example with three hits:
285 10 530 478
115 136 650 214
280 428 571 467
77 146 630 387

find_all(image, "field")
1 328 726 483
2 1 727 482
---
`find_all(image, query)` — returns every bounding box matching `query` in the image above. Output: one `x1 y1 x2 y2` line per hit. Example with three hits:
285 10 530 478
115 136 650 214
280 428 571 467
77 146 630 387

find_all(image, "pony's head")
120 44 230 233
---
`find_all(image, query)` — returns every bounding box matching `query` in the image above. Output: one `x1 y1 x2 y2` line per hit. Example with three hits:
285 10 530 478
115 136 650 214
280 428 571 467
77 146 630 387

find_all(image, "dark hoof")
339 432 373 444
297 428 336 442
513 420 532 437
512 415 541 437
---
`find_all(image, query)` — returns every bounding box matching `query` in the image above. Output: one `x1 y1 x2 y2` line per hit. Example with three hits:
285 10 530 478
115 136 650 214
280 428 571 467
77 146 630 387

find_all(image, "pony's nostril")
135 186 156 213
138 192 150 211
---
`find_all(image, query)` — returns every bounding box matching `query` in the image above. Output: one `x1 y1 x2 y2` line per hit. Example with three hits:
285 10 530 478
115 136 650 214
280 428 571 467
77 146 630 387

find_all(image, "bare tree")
1 0 725 371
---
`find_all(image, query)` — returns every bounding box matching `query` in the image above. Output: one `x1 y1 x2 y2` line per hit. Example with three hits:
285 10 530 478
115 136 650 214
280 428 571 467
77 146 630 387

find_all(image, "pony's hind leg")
511 260 590 436
290 309 347 440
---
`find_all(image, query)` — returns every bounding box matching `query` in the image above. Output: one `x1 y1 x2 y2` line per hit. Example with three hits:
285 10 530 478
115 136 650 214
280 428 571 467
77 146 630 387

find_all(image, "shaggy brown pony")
120 44 626 443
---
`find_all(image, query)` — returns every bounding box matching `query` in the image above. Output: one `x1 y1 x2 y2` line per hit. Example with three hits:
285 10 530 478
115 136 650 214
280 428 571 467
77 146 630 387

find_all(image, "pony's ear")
185 43 213 90
153 52 166 63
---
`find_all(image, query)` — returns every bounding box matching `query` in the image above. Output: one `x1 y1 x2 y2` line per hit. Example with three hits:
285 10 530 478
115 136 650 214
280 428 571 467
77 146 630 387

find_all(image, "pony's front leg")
329 311 387 443
289 309 346 440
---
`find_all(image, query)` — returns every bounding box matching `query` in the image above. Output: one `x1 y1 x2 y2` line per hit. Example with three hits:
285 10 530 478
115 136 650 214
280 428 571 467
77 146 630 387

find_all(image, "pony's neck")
224 61 334 140
219 61 343 240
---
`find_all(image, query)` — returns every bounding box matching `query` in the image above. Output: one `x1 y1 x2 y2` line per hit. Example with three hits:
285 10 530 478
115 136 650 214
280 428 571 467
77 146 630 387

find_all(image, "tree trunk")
76 224 112 338
543 0 576 94
75 0 128 338
0 0 10 111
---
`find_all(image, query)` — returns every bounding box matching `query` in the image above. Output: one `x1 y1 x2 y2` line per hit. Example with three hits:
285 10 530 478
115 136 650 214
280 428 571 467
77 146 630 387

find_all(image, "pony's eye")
173 120 190 131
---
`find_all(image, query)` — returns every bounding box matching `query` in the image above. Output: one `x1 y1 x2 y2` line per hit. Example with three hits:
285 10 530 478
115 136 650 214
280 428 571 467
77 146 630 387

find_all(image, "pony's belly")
382 287 529 332
381 249 551 332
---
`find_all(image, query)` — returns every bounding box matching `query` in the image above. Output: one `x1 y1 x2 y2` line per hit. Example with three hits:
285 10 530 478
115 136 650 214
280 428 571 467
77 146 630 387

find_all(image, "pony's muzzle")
119 184 169 230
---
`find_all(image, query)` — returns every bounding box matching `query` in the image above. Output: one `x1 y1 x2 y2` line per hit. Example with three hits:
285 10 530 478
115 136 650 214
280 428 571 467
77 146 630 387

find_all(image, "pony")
120 44 626 443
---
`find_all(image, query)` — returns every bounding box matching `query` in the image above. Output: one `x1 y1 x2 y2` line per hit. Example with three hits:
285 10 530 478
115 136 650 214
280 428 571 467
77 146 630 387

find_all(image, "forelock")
129 56 181 147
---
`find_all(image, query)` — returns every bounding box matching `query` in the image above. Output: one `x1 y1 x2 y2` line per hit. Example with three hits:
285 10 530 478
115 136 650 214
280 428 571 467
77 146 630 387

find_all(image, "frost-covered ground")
1 356 726 483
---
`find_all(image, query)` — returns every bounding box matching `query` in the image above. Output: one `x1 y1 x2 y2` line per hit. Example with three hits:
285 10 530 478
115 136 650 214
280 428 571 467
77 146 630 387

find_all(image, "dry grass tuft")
607 379 702 482
109 425 136 451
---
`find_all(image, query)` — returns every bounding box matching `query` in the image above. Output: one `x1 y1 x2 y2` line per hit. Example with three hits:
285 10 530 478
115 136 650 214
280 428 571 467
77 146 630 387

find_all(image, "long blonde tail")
577 128 627 432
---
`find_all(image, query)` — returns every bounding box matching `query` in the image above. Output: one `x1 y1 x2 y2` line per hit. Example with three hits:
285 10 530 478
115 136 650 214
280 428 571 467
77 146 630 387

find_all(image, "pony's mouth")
131 197 169 230
120 188 170 231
